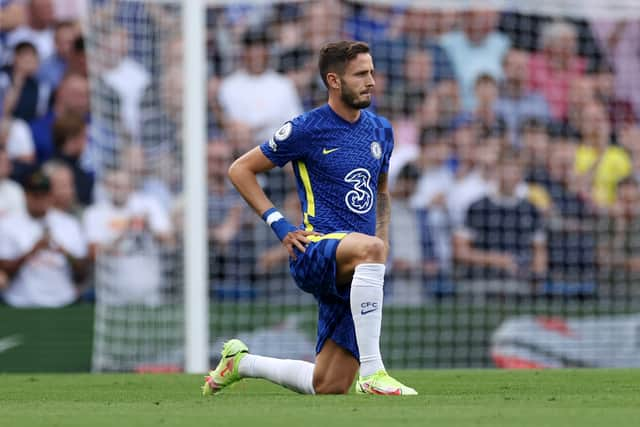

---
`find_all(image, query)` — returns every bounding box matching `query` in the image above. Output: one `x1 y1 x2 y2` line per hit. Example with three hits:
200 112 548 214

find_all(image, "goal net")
85 0 640 371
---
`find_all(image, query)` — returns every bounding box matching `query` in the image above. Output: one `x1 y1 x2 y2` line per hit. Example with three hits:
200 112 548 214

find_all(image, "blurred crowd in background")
1 0 640 307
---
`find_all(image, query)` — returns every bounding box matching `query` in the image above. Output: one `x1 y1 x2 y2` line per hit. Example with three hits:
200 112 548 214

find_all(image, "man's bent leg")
336 233 386 377
238 355 315 394
203 339 315 395
313 339 359 394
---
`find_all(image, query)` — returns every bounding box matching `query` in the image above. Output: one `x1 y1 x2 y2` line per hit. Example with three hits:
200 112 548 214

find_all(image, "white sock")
350 263 386 377
238 354 315 395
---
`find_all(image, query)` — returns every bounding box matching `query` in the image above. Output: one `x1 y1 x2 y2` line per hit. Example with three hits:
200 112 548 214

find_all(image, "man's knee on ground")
313 376 351 395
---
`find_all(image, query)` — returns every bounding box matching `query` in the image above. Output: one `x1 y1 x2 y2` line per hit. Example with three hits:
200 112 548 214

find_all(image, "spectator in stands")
528 21 587 121
37 20 79 89
388 162 426 303
0 114 35 164
591 20 640 122
565 76 595 137
521 118 553 185
574 100 631 208
592 63 637 131
446 116 497 229
66 36 86 77
83 168 173 306
453 147 547 297
29 73 89 162
94 25 150 143
217 27 303 146
0 145 25 218
411 126 454 276
619 126 640 185
51 112 93 206
207 139 252 286
0 41 50 122
541 141 597 296
387 49 435 119
372 7 455 97
5 0 56 62
472 73 506 138
0 169 88 307
440 9 510 111
495 49 551 148
304 0 346 52
0 1 27 63
598 177 640 298
42 159 77 215
119 144 172 211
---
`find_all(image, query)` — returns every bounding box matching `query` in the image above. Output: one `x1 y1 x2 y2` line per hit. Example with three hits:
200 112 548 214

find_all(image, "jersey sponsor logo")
322 147 340 155
370 141 382 159
274 122 292 141
360 301 378 315
344 168 374 214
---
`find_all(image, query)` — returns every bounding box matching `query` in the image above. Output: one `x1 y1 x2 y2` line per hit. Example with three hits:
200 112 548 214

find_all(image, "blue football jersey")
259 104 394 236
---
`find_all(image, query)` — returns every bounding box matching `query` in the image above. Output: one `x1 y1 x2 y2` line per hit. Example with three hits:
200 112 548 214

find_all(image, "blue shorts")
289 232 359 361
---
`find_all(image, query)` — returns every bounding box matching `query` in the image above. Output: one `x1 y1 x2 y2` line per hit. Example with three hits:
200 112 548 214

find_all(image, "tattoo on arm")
376 191 391 249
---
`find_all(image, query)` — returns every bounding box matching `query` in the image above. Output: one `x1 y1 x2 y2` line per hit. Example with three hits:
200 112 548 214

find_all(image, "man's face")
14 48 39 76
207 142 232 183
498 162 523 195
26 192 51 218
55 25 77 59
30 0 54 28
337 53 375 109
405 51 432 85
244 44 269 75
104 171 132 207
58 76 90 115
475 80 497 106
503 50 528 84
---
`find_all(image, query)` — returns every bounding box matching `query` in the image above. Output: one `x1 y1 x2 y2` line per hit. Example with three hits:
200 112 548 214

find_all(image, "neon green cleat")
355 370 418 396
201 339 249 396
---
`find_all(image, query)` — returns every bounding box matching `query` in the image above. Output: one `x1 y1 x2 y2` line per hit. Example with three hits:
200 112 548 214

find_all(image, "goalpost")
85 0 640 373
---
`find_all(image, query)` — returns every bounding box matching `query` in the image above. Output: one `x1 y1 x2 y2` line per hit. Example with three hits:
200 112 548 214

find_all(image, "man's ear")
326 72 340 90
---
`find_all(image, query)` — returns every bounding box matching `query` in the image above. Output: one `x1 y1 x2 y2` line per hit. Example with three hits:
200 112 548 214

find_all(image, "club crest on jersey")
344 168 374 214
370 141 382 159
274 122 292 141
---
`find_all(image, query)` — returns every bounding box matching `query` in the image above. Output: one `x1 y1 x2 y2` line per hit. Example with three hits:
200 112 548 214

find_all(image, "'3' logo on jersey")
344 168 374 214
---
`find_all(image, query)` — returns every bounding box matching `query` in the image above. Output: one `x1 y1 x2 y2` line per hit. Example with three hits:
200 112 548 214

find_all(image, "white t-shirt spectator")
102 57 151 141
6 118 35 160
218 69 303 144
0 178 25 218
83 192 172 306
0 209 87 307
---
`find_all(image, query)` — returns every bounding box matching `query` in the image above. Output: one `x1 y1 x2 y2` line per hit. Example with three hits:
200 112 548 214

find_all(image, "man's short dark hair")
14 41 38 56
23 169 51 194
318 41 370 89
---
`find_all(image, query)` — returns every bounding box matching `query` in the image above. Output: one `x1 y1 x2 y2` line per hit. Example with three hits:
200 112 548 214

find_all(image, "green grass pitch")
2 370 639 427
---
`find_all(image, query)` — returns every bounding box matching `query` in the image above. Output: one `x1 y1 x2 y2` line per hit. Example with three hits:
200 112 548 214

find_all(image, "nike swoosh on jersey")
361 308 378 315
322 147 340 155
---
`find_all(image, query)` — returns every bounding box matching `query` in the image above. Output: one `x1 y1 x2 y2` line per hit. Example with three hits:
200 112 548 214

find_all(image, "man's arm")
228 147 279 217
452 231 518 274
228 146 318 258
376 173 391 258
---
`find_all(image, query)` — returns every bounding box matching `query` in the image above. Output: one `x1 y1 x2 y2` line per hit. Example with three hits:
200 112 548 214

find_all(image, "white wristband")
265 210 284 226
